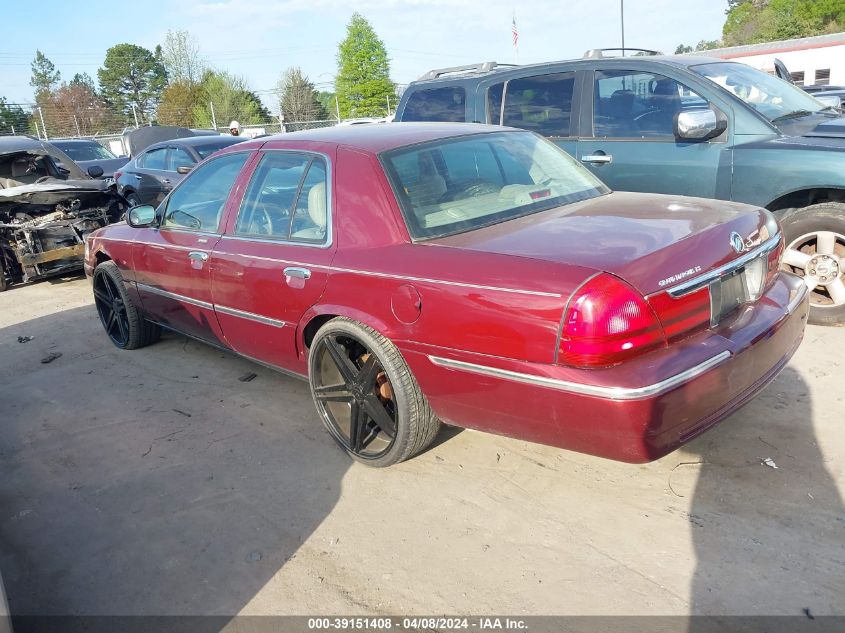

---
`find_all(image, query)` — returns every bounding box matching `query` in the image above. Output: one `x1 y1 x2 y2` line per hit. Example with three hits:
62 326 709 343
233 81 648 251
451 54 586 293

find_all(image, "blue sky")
1 0 728 108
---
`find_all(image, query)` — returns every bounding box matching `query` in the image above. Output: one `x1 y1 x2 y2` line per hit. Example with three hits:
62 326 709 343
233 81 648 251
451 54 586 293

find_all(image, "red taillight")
113 171 123 181
648 286 711 341
559 273 666 367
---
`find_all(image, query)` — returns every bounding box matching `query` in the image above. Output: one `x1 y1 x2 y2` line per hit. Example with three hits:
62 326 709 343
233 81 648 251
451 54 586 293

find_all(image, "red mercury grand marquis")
85 123 809 467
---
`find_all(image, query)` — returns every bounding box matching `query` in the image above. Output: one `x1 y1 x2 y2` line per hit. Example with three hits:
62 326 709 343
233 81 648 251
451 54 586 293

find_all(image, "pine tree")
335 14 396 118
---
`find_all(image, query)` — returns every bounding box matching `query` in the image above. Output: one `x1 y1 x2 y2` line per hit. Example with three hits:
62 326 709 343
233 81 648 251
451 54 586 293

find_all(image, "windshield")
196 139 243 160
53 142 116 161
382 131 609 240
691 61 829 123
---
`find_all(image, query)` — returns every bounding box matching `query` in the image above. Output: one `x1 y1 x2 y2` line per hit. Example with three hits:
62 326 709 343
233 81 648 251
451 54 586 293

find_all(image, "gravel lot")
0 275 843 617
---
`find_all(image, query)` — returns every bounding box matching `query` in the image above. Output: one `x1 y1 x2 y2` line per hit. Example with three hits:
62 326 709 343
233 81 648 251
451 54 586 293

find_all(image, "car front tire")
93 261 161 349
779 203 845 326
308 317 441 467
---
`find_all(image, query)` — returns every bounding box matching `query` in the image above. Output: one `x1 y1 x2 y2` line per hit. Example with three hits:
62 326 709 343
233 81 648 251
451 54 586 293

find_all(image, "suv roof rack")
417 61 516 81
583 48 663 58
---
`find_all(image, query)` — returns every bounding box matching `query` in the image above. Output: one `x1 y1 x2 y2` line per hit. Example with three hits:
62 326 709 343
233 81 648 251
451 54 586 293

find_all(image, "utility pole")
335 96 341 123
37 107 48 140
34 120 40 140
73 115 82 137
131 104 139 128
209 101 217 131
386 95 391 115
621 0 626 52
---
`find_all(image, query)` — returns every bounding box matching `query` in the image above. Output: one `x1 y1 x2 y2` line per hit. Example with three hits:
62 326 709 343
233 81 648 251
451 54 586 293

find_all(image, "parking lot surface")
0 276 843 616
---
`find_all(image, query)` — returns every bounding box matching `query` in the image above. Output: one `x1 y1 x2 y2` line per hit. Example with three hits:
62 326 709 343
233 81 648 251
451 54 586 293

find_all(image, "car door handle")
188 251 209 262
133 174 142 179
283 267 311 280
581 154 613 165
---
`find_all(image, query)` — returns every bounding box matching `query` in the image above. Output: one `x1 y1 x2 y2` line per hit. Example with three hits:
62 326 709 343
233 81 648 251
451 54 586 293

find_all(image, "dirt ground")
0 275 843 618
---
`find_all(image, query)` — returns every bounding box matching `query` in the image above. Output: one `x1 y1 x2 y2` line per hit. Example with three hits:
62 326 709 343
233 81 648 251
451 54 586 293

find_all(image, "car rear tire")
93 261 161 349
308 317 441 467
779 203 845 326
125 192 141 207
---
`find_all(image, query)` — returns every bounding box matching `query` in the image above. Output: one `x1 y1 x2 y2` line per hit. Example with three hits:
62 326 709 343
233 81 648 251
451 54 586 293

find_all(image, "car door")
484 69 580 158
210 149 336 375
132 150 253 345
576 67 732 200
133 147 174 206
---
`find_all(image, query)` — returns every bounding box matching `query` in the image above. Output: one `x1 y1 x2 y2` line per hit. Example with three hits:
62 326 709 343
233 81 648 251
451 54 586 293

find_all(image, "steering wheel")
250 203 280 235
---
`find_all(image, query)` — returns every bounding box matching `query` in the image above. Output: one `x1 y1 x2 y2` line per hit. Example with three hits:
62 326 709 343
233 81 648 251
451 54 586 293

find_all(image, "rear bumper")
402 272 809 463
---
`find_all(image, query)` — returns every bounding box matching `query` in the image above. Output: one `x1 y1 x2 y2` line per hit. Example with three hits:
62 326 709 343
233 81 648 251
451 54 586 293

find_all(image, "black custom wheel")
93 261 160 349
309 317 440 467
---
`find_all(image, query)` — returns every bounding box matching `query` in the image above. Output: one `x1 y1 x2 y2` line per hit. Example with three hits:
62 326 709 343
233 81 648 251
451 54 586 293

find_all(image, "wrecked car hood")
0 179 118 205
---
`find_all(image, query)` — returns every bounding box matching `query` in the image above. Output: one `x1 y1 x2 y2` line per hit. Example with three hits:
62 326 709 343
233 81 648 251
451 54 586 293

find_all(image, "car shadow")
0 303 350 626
686 364 844 625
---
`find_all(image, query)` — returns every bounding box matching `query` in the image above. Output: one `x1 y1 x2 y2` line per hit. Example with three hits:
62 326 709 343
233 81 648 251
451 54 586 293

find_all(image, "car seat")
291 181 327 241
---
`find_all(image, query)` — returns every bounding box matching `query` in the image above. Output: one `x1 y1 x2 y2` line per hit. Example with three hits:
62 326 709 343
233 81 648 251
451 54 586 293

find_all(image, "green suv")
394 52 845 325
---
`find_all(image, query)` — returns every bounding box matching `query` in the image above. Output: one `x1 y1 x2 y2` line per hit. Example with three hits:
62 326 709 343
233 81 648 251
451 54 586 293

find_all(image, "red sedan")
85 123 809 467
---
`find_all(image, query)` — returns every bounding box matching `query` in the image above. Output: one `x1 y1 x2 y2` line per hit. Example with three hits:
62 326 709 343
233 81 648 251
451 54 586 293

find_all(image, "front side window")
235 152 329 244
162 152 249 232
497 72 576 137
402 87 466 122
593 70 709 138
139 147 167 170
382 131 608 240
169 147 194 171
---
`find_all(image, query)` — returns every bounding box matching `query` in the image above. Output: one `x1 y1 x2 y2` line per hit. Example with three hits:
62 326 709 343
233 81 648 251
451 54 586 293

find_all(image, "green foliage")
723 0 845 46
0 97 30 134
162 30 206 85
97 43 167 123
193 70 264 129
70 72 97 94
335 13 396 118
316 91 338 119
30 50 61 101
278 67 328 125
675 44 695 54
157 80 204 127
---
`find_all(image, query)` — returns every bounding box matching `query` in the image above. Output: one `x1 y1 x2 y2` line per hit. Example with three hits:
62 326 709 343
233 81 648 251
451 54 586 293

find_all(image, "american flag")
512 15 519 50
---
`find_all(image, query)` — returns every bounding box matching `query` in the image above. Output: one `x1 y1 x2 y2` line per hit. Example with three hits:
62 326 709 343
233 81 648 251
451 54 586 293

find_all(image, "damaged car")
0 135 126 291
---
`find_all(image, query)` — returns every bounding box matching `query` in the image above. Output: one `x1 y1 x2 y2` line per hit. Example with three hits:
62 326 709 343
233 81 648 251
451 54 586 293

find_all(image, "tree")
335 13 396 118
193 70 264 129
162 30 205 85
675 44 695 54
30 51 61 100
70 72 97 94
278 67 327 127
0 98 30 134
722 0 845 46
98 43 167 124
316 91 338 120
157 80 203 127
39 82 114 137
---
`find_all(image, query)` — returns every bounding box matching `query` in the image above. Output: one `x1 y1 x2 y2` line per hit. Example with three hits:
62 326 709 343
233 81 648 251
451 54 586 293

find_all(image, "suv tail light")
559 274 666 367
113 171 123 182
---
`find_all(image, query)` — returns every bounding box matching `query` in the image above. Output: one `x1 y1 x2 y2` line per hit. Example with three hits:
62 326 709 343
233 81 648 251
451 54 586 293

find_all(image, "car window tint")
593 70 708 138
162 152 249 232
56 143 116 161
196 141 240 160
235 153 311 239
402 87 466 122
140 147 167 170
383 131 607 240
502 72 575 137
487 83 504 124
290 159 328 243
169 147 194 171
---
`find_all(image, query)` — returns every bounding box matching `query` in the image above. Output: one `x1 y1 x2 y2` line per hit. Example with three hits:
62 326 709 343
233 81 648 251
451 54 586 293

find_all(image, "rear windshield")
54 142 116 161
401 86 466 122
381 131 608 240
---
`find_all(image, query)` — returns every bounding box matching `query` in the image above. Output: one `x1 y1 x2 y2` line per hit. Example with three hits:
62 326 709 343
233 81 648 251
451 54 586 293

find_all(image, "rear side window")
402 87 466 122
500 73 576 137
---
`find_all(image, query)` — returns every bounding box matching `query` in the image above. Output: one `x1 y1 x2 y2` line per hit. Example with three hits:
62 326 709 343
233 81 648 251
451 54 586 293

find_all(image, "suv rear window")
402 87 466 122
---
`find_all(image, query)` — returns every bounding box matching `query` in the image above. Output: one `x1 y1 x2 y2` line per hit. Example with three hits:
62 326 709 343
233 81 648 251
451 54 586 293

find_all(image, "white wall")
722 45 845 86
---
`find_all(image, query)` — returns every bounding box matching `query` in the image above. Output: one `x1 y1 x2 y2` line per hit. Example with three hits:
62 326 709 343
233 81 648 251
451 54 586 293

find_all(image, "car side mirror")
675 109 726 141
127 204 156 228
87 165 105 178
176 165 193 174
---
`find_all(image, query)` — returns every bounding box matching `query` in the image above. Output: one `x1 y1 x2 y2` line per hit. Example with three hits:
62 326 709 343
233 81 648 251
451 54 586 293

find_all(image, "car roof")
143 136 246 152
50 138 100 146
0 135 47 153
251 122 514 154
408 54 726 87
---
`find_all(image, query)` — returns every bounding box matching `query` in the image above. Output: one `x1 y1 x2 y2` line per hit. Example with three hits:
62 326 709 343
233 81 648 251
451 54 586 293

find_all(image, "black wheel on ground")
308 317 441 467
779 203 845 326
93 260 161 349
125 192 142 207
